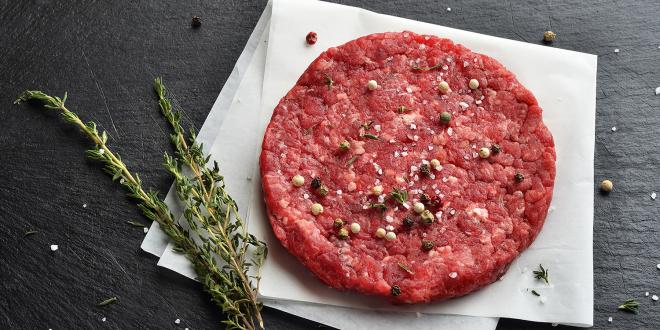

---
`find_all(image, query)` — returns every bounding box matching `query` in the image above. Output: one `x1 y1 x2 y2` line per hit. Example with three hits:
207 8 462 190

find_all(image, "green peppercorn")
339 140 350 151
317 184 329 196
419 164 431 176
514 172 524 183
333 218 344 229
391 285 401 296
403 216 415 227
490 144 501 154
440 112 451 124
310 177 322 189
421 210 435 224
338 228 349 239
421 240 434 251
397 105 408 113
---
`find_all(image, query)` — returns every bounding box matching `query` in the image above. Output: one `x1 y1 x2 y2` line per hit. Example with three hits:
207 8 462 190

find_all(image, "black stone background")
1 0 659 329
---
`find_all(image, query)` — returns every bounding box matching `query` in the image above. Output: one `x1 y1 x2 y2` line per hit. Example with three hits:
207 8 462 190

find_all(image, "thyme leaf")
531 289 540 296
323 74 334 90
533 264 549 284
360 120 375 130
346 155 359 167
618 299 640 314
97 297 118 306
24 230 38 237
389 188 408 204
125 221 146 228
361 133 379 140
370 203 387 212
412 64 442 71
397 262 414 275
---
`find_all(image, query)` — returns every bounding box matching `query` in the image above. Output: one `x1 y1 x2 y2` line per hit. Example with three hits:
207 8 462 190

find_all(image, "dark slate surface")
1 0 659 329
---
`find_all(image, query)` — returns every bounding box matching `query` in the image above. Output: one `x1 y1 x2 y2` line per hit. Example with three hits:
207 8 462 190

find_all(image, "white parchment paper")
252 0 595 326
142 2 498 329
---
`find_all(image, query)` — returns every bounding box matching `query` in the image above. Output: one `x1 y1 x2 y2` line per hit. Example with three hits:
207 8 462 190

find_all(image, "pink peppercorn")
306 32 317 45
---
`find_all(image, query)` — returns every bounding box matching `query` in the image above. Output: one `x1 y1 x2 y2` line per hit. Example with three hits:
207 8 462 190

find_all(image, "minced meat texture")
260 31 556 303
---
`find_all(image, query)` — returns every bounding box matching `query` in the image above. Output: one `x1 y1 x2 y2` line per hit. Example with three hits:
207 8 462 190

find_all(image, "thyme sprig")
533 264 549 284
15 78 267 330
618 299 640 314
389 188 408 204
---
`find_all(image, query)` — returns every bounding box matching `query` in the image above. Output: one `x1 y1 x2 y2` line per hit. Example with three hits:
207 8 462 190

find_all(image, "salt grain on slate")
614 48 620 53
102 317 106 322
83 203 87 208
652 192 657 200
657 263 660 270
655 86 660 95
608 316 613 323
653 295 659 301
143 227 149 234
611 126 617 132
175 318 181 324
646 292 650 297
50 244 58 251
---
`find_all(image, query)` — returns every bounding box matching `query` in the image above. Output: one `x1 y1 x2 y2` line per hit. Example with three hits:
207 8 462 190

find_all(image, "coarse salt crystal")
385 215 394 223
614 48 620 53
336 190 342 195
447 128 453 136
475 100 482 105
413 135 419 141
406 86 413 93
611 126 617 132
389 139 396 143
458 102 469 109
428 145 434 151
378 195 385 203
463 61 469 68
653 295 659 301
175 319 181 324
646 292 650 296
652 192 657 200
410 123 417 130
83 203 87 208
656 86 660 95
50 245 58 251
448 272 458 278
657 263 660 270
401 151 408 157
386 225 394 231
608 317 613 323
446 7 451 11
102 317 106 322
143 227 148 234
303 193 309 199
374 124 381 132
450 209 456 215
540 296 547 304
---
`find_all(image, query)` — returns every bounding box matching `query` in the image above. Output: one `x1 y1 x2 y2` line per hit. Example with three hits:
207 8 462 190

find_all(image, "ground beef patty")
260 31 556 303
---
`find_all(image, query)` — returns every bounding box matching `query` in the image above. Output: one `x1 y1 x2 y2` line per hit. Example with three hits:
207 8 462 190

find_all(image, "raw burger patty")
260 31 556 303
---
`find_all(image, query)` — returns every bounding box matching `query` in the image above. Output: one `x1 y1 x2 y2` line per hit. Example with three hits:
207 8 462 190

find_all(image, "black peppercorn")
419 164 431 176
490 144 501 154
191 16 202 27
310 177 322 189
514 172 524 183
421 240 434 251
391 285 401 296
403 217 414 227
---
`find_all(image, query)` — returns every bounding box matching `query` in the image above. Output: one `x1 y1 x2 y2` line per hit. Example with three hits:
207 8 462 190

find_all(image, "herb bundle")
15 78 267 330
